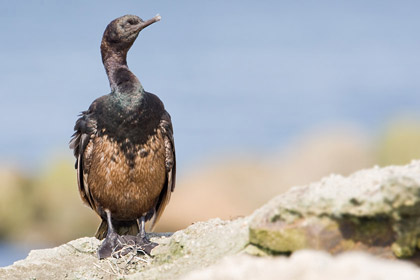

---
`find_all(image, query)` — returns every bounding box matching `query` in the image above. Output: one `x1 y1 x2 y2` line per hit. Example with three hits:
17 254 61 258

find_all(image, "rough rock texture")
3 161 420 279
250 160 420 259
0 218 249 280
181 250 420 280
0 237 103 280
128 218 249 279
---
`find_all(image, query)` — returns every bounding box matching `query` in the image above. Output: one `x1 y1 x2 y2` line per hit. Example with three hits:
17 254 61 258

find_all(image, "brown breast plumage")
85 129 166 221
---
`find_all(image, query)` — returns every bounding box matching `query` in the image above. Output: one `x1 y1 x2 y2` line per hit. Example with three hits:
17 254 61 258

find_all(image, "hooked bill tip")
155 14 161 21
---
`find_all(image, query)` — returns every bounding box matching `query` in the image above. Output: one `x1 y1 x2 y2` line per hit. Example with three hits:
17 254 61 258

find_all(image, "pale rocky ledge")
3 161 420 279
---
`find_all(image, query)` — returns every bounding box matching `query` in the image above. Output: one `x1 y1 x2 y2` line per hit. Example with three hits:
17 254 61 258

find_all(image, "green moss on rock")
250 161 420 259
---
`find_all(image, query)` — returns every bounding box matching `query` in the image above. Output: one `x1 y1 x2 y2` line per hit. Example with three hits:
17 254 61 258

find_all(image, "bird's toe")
135 234 158 255
97 232 125 259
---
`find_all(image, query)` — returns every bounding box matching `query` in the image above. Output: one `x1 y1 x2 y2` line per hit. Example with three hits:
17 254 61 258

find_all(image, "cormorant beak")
137 14 161 31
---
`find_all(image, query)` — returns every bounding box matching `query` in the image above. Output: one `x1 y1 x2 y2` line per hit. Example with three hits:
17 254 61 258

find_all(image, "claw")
119 234 158 255
135 234 158 255
97 231 125 259
97 212 159 259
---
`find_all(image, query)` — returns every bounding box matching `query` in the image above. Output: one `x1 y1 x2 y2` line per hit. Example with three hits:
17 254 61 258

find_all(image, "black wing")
150 111 176 229
69 105 98 210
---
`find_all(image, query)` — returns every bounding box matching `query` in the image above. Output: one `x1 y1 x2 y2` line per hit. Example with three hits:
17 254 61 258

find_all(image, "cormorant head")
101 14 161 59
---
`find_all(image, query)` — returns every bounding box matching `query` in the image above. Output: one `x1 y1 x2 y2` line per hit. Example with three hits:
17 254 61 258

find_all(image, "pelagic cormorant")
70 14 175 259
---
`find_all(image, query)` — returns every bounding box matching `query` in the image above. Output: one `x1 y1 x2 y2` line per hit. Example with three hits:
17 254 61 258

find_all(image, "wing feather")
69 108 97 210
149 111 176 230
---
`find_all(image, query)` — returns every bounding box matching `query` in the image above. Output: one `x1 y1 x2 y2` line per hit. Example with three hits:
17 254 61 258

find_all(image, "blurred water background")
1 0 420 267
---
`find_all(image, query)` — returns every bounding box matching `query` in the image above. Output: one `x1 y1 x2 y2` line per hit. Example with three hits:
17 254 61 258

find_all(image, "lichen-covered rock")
0 218 250 280
3 161 420 279
129 218 250 279
250 160 420 258
181 250 420 280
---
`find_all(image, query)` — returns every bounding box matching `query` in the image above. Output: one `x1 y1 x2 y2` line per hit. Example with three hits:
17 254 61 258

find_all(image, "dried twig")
93 262 120 277
94 241 152 276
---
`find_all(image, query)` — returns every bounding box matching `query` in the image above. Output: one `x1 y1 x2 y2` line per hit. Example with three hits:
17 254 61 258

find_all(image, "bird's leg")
139 215 146 238
97 209 124 259
134 215 158 255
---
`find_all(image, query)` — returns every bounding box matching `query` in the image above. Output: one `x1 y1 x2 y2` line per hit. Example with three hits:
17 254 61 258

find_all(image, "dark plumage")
70 14 175 259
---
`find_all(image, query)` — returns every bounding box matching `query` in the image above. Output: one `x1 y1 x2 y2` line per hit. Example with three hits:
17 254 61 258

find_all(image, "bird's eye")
127 18 139 25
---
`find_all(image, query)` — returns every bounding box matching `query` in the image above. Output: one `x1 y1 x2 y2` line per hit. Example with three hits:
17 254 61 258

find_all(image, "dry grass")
94 240 152 277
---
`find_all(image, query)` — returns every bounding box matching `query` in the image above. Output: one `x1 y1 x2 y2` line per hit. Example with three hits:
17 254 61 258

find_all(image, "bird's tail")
95 219 140 240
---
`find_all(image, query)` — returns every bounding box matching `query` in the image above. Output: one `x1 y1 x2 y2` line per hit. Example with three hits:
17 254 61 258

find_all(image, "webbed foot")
118 234 158 255
97 231 125 259
135 233 158 255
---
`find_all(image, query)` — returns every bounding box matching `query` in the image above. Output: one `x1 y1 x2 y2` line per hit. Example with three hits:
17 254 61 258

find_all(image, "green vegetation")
0 157 98 245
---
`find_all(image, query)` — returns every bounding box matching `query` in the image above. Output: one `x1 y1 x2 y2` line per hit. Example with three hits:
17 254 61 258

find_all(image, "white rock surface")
182 250 420 280
252 160 420 220
3 161 420 279
250 160 420 257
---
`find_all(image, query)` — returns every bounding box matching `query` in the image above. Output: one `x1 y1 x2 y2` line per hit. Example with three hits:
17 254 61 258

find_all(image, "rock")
0 218 250 280
0 237 102 280
181 250 420 280
250 160 420 258
3 161 420 279
128 218 250 279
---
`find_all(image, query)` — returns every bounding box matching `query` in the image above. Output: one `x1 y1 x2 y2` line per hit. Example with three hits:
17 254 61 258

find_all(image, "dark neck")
102 52 143 94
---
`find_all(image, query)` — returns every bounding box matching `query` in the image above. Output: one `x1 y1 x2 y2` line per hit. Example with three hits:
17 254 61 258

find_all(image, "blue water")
0 243 31 267
1 1 420 171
